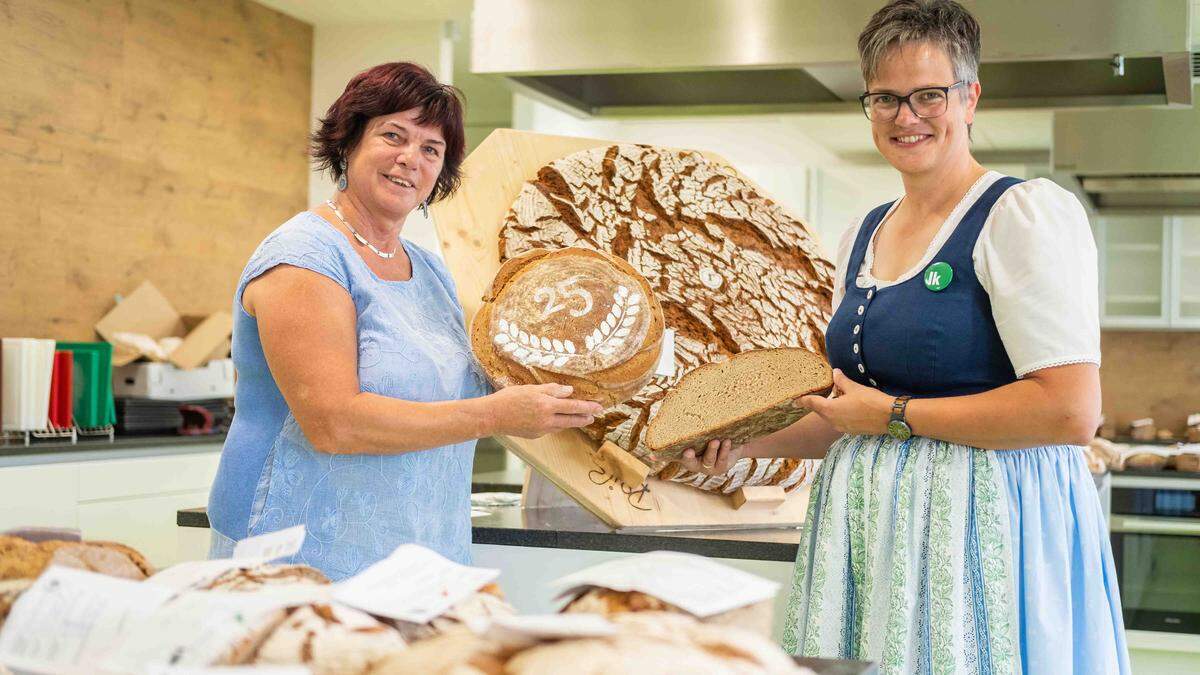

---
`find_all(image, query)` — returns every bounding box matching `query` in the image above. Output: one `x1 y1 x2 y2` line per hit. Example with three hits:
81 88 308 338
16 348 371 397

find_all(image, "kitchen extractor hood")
471 0 1192 117
1053 76 1200 214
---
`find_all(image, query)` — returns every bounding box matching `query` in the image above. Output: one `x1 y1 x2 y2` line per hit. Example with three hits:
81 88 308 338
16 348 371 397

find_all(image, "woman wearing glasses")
678 1 1128 672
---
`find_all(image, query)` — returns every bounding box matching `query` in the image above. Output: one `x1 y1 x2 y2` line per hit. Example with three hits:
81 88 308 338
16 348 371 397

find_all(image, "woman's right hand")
677 439 748 476
486 384 605 439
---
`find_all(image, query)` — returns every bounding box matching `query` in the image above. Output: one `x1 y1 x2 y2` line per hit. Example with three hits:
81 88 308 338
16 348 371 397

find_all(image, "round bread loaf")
254 603 406 675
561 587 773 639
200 562 330 591
1123 452 1168 471
0 536 154 580
368 632 510 675
391 583 515 643
472 247 665 408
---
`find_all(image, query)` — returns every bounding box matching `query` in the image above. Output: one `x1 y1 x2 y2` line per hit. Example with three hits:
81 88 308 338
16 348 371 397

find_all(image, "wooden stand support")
732 486 787 511
597 441 652 488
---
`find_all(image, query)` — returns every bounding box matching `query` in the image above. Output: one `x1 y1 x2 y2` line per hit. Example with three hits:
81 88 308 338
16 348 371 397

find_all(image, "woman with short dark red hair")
206 62 602 579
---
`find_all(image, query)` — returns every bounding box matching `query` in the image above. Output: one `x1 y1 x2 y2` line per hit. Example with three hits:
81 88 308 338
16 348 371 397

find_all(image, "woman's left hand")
797 369 894 436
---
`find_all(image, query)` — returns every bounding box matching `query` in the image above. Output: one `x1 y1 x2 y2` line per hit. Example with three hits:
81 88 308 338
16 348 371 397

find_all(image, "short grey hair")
857 0 981 87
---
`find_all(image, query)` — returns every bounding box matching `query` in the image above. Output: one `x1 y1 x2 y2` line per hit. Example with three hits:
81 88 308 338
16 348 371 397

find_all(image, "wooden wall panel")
1101 331 1200 435
0 0 312 340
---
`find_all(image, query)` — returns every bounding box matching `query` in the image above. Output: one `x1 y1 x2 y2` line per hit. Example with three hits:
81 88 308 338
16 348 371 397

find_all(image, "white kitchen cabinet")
1095 215 1171 328
1095 215 1198 330
1171 216 1200 328
0 444 221 568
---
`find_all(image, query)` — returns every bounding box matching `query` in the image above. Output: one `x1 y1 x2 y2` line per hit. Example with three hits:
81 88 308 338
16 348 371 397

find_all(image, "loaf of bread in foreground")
390 583 515 642
471 247 665 408
253 603 406 675
369 611 808 675
645 348 832 459
0 535 154 581
199 562 330 591
561 587 773 638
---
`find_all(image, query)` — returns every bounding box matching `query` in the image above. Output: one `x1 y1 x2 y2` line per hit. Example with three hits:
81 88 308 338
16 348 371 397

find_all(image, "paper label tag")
654 328 676 377
467 613 616 644
147 558 256 590
103 591 298 673
1130 418 1154 428
332 544 499 624
0 566 175 674
549 551 778 618
1188 413 1200 428
233 524 305 562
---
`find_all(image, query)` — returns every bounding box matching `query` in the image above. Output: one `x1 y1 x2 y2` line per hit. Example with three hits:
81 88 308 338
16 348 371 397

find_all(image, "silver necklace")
325 199 397 259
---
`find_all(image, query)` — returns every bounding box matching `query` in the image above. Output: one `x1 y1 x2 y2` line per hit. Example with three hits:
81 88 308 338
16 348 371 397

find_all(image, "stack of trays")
55 341 116 429
0 339 56 432
114 398 233 435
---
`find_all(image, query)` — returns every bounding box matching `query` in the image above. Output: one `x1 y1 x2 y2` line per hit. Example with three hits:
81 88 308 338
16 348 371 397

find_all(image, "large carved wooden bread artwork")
498 143 835 494
471 247 666 408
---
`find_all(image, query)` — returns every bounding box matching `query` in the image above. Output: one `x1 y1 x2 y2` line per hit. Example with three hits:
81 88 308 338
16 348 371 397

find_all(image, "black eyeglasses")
859 81 967 122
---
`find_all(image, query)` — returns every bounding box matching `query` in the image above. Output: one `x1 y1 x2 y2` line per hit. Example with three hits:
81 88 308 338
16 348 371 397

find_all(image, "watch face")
887 420 912 441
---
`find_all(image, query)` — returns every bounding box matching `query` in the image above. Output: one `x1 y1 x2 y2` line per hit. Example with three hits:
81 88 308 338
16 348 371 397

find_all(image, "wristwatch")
887 395 913 441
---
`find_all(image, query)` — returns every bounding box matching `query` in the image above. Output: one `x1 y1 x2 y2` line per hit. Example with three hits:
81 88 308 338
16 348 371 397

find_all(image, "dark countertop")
180 502 802 562
472 504 803 562
0 433 227 467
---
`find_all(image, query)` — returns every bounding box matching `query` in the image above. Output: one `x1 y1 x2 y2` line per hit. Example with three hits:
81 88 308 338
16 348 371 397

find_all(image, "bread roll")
391 583 515 643
368 632 509 675
0 536 153 581
1123 452 1168 471
200 563 330 591
561 587 773 639
255 603 406 675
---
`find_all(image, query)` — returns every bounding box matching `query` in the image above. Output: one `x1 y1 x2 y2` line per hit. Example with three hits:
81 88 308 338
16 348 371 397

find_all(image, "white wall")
309 21 452 255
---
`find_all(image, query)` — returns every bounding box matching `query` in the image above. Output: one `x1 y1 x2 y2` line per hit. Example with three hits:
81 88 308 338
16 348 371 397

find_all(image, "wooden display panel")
430 129 810 529
0 0 311 341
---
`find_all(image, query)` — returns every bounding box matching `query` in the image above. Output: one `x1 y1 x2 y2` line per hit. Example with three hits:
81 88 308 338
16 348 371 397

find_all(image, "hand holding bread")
798 368 891 436
678 439 747 476
485 383 604 439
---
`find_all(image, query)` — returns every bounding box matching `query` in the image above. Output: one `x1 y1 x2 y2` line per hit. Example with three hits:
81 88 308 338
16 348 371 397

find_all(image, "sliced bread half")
644 348 832 458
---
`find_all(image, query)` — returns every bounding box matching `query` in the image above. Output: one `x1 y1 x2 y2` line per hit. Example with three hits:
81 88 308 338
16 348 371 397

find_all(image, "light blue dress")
206 212 489 580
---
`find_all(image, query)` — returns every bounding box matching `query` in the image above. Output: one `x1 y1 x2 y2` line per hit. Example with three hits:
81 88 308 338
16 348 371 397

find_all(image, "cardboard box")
94 281 232 369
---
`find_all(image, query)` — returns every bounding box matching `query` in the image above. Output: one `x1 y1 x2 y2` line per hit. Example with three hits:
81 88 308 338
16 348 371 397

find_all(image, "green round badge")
923 261 953 292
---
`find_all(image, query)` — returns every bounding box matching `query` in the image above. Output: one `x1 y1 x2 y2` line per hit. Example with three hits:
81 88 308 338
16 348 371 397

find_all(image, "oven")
1110 473 1200 635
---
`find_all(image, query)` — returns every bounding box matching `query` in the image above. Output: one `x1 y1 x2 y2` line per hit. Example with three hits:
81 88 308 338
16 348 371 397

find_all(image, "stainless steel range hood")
471 0 1192 117
1054 80 1200 214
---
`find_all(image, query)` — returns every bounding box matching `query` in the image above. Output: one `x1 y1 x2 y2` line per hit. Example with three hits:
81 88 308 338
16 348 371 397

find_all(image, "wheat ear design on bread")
644 348 832 458
471 247 665 408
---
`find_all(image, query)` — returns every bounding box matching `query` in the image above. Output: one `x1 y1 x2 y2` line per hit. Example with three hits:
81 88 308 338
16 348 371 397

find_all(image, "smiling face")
867 41 979 178
344 108 446 221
